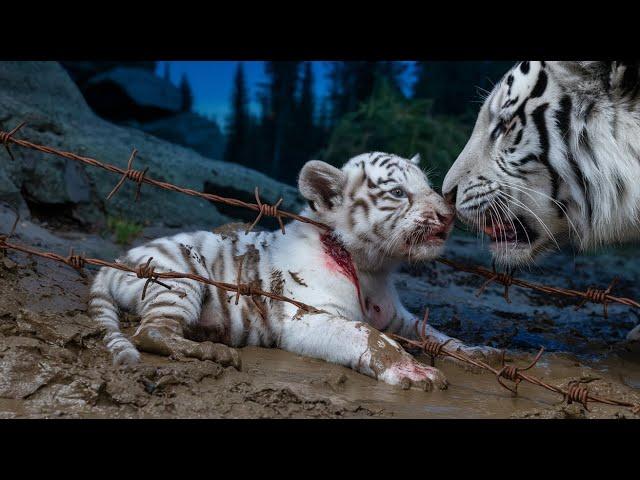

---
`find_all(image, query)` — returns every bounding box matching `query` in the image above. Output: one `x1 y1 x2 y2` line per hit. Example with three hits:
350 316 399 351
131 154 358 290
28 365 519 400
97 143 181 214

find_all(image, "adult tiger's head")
443 61 640 267
298 152 454 270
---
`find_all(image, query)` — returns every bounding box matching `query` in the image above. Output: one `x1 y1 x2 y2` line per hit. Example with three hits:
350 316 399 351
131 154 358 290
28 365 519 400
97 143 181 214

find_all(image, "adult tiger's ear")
409 153 421 165
298 160 346 210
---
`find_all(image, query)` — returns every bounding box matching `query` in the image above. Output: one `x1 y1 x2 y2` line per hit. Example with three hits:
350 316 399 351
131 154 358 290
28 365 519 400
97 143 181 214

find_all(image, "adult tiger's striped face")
299 152 454 270
443 61 571 267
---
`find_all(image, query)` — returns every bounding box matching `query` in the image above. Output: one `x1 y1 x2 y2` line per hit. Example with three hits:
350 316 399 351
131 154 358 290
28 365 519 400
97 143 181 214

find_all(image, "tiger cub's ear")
409 153 421 165
298 160 347 210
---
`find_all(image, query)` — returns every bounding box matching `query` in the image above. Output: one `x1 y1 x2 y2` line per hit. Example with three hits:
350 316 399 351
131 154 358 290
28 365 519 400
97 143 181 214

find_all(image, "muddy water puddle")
235 346 640 418
1 210 640 418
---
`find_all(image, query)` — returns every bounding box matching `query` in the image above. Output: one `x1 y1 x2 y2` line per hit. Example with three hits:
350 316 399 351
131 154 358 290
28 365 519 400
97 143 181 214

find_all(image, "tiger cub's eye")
390 188 406 198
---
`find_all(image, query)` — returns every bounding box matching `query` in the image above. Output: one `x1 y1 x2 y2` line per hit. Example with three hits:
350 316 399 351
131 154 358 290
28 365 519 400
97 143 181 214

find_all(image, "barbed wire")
2 123 637 318
0 235 323 315
436 258 640 317
390 309 640 414
0 123 329 233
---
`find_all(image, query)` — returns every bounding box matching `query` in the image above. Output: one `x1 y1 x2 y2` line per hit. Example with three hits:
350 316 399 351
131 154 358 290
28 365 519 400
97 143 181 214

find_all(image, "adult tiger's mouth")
480 216 538 246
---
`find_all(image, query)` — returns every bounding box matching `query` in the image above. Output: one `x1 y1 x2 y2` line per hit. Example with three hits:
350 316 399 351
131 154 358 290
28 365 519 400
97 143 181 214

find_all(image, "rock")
84 67 182 122
0 61 304 229
60 61 156 89
134 112 225 160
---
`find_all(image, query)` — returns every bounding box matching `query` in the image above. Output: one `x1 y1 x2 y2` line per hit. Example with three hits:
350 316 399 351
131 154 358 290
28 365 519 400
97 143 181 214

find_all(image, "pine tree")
259 61 301 181
224 63 251 166
327 61 407 126
295 62 317 163
412 61 513 116
179 73 194 112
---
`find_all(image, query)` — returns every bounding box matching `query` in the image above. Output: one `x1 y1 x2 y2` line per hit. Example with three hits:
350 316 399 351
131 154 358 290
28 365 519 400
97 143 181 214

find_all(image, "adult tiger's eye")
391 188 406 198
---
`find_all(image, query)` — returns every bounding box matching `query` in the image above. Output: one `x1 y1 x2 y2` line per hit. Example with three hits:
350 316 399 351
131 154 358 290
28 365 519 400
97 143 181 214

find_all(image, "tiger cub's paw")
380 358 448 391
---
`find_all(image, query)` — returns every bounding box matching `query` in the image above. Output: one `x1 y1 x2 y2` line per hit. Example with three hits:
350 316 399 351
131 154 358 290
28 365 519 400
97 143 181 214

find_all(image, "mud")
1 205 639 418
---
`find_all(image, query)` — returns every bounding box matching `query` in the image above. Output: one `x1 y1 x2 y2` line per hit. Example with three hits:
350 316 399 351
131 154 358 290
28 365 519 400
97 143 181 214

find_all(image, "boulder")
60 62 157 89
0 61 304 230
84 67 182 122
135 112 225 160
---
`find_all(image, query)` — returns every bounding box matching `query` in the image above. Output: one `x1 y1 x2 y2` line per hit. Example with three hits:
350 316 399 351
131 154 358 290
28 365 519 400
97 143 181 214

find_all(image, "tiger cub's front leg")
131 277 241 369
279 312 447 390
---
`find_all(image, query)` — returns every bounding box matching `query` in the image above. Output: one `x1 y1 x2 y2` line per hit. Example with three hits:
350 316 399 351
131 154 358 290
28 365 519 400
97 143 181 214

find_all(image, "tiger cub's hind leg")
132 279 241 369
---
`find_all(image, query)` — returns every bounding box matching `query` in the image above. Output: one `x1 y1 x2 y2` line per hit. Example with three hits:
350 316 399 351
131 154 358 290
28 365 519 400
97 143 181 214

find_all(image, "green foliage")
322 79 472 189
107 216 143 245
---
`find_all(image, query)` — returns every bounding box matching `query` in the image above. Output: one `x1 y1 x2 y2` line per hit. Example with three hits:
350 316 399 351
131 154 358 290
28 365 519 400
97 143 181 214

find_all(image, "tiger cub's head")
443 61 571 267
298 152 454 271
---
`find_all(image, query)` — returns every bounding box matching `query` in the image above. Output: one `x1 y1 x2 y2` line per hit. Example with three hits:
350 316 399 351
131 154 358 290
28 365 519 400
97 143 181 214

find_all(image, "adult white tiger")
89 152 470 390
443 61 640 339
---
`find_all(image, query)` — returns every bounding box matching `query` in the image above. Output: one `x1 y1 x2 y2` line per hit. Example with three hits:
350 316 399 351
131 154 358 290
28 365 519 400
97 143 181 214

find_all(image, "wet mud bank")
1 207 639 418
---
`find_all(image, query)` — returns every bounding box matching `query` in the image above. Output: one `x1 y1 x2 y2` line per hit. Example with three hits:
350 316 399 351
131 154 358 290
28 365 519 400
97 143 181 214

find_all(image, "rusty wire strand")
0 126 330 232
3 124 638 317
0 121 26 161
436 257 640 317
0 236 322 315
391 313 640 414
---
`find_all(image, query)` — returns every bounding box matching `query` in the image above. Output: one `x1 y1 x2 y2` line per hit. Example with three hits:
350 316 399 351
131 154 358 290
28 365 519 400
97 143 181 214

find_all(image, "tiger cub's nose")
420 211 454 232
443 186 458 205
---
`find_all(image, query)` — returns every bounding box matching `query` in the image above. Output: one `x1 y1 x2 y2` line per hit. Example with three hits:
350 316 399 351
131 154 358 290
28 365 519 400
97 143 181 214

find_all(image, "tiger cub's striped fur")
90 153 459 389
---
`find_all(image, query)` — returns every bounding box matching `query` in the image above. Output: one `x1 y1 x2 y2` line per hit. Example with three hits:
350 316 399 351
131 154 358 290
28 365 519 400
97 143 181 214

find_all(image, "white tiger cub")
90 152 463 390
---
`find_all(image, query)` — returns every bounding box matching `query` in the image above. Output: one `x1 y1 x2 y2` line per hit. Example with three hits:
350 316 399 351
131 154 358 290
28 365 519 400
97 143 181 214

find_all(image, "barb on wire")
233 253 267 319
391 309 640 415
65 247 87 277
574 278 619 318
475 261 514 303
436 258 640 317
412 309 454 366
495 347 544 395
106 148 148 201
245 187 285 235
0 121 26 161
134 257 172 300
565 381 591 411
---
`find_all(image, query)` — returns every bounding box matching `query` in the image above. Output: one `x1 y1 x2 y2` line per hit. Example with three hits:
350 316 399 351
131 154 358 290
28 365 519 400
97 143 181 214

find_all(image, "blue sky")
156 61 416 126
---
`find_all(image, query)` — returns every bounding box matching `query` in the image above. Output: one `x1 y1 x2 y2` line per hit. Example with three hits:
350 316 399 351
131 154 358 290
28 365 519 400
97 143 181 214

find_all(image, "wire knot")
0 122 26 161
134 257 171 300
235 282 255 298
495 347 544 395
575 278 618 318
422 338 454 366
65 248 86 277
476 263 515 303
106 148 148 201
233 254 267 319
565 381 590 411
245 187 285 235
412 309 454 366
